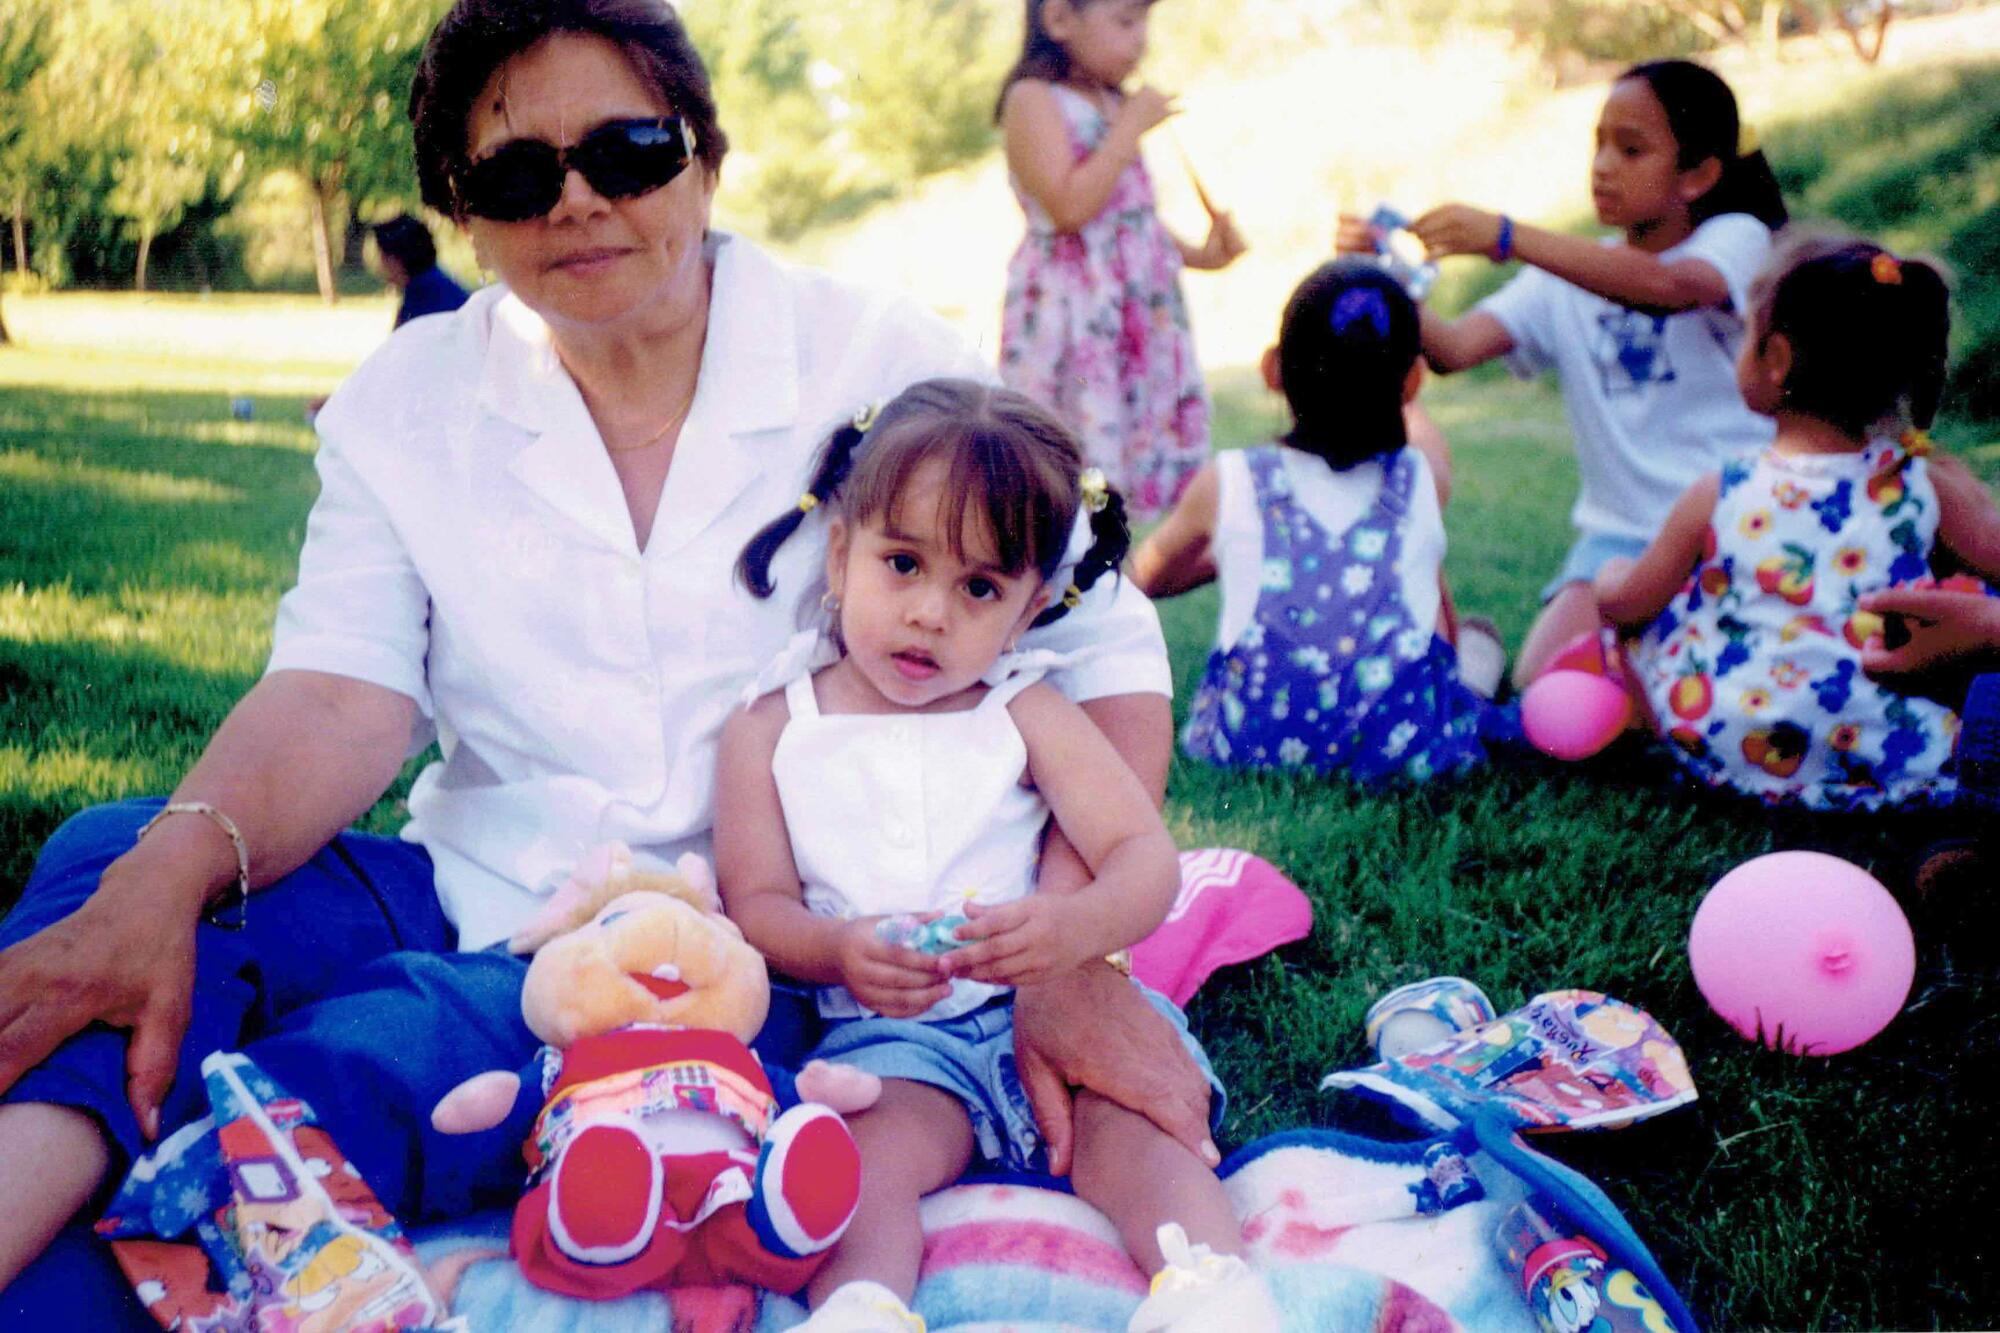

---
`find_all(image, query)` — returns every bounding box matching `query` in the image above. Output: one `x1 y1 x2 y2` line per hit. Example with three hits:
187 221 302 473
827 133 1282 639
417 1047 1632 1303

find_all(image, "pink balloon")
1521 669 1632 760
1689 851 1915 1055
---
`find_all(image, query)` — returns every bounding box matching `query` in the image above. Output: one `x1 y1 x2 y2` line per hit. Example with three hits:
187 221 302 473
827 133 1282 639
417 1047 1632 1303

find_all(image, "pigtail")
1031 484 1131 628
736 419 867 598
1896 259 1954 430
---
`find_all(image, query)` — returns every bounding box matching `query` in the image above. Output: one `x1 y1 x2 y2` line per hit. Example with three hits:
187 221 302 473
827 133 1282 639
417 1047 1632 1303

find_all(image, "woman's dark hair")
1752 233 1953 436
411 0 727 217
992 0 1159 123
371 214 438 275
738 379 1129 631
1275 260 1421 470
1620 60 1787 231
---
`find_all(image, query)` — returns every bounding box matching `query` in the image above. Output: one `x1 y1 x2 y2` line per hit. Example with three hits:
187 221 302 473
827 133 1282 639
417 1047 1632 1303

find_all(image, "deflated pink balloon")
1521 669 1632 760
1689 851 1915 1055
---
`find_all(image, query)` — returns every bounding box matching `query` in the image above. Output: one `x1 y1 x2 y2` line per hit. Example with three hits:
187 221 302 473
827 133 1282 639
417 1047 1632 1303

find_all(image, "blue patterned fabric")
1181 445 1495 782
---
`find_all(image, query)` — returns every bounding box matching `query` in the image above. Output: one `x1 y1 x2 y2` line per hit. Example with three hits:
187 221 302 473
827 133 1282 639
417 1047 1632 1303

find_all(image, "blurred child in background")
1134 260 1505 783
1596 236 2000 810
996 0 1246 520
1341 60 1787 688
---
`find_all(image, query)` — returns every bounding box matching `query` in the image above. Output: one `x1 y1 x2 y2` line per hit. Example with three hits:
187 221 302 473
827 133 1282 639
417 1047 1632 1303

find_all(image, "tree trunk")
135 222 153 293
1829 2 1894 63
1760 0 1786 60
0 288 10 346
1657 0 1744 44
309 182 337 305
9 192 24 276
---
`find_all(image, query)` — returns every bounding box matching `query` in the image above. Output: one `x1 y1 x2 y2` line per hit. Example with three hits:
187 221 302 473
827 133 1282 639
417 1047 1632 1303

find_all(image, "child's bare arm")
1130 462 1220 597
1419 306 1516 375
1413 207 1734 316
1407 403 1453 506
1594 474 1721 629
715 695 949 1016
1930 453 2000 586
945 685 1178 987
1003 80 1167 234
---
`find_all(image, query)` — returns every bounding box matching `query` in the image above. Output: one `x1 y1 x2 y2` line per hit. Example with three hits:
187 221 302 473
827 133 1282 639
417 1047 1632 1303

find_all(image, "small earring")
820 590 841 615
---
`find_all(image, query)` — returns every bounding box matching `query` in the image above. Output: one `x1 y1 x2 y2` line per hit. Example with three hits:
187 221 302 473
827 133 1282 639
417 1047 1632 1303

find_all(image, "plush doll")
431 843 880 1301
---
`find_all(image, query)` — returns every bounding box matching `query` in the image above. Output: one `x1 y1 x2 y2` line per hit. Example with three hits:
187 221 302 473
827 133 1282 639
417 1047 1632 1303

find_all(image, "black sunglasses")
455 117 698 222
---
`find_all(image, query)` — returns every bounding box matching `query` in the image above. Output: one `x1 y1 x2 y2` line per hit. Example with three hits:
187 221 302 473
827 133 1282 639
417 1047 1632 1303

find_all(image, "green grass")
3 303 1997 1330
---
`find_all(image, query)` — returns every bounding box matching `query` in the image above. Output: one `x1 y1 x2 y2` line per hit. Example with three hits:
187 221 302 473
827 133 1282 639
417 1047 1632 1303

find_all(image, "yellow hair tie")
1061 584 1082 609
1899 428 1933 457
1078 467 1109 515
797 493 818 513
852 401 881 433
1737 120 1760 157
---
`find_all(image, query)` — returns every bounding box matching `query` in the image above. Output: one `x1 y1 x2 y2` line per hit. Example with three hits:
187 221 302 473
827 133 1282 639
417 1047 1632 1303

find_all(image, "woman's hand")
0 845 210 1140
835 919 952 1019
1411 204 1505 261
1858 586 2000 706
940 896 1093 988
1012 964 1216 1177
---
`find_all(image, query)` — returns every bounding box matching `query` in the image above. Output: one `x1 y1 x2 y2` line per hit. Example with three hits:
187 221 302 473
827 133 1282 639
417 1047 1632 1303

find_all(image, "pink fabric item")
1130 849 1313 1007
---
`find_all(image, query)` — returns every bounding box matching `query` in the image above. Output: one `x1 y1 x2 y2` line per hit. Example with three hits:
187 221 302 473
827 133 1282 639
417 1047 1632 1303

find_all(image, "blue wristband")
1494 215 1515 263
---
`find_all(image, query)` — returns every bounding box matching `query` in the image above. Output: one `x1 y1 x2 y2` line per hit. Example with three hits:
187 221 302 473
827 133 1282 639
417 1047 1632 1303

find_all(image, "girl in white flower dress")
1597 237 2000 809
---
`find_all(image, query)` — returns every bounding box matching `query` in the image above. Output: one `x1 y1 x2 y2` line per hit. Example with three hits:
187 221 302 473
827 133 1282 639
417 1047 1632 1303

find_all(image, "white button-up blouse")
268 234 1172 950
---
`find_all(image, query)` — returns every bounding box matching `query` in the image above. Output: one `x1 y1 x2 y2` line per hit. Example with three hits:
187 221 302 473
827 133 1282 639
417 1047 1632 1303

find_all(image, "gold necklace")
603 377 698 454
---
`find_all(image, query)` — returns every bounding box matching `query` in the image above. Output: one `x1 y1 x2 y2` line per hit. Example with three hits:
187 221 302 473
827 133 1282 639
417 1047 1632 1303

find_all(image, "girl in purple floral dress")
1133 262 1502 783
995 0 1245 520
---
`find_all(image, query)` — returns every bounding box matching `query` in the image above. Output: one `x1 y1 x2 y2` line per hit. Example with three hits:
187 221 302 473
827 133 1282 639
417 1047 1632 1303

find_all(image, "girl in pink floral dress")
995 0 1245 520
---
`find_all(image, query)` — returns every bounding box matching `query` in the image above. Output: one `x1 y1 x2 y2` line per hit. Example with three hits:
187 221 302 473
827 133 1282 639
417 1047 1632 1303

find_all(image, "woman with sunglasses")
0 0 1209 1319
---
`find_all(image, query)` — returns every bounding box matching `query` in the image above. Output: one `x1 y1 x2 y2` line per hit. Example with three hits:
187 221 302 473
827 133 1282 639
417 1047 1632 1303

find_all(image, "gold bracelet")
137 801 251 930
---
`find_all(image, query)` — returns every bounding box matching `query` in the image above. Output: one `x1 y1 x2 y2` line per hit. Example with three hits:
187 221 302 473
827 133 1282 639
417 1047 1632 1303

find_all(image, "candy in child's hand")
875 912 971 955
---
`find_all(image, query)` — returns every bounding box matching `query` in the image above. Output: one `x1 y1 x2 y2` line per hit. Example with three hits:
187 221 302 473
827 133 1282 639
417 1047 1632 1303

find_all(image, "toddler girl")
1341 59 1788 687
1134 260 1499 783
996 0 1246 520
1597 236 2000 809
717 380 1277 1331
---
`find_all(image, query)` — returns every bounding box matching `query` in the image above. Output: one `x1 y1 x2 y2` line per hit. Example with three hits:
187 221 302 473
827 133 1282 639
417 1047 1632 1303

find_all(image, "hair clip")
1871 253 1903 286
852 401 881 433
1899 427 1933 457
1061 584 1082 609
1331 286 1392 338
1079 467 1109 515
797 493 818 513
1737 120 1760 158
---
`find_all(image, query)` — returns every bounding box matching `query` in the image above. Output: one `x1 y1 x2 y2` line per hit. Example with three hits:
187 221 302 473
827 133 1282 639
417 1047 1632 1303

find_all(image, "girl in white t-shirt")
1338 59 1788 689
716 379 1278 1332
1135 260 1501 783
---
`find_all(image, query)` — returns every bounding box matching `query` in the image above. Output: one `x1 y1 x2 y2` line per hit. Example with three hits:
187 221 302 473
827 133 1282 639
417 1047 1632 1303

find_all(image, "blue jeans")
0 799 537 1326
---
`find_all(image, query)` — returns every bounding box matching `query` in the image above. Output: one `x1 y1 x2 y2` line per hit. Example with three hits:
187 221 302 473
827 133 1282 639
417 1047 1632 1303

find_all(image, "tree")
0 0 54 343
232 0 440 302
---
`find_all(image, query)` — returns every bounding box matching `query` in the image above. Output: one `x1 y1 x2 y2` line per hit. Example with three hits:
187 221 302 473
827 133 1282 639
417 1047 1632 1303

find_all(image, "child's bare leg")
1513 582 1601 690
0 1102 111 1289
1070 1089 1240 1273
807 1079 974 1307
